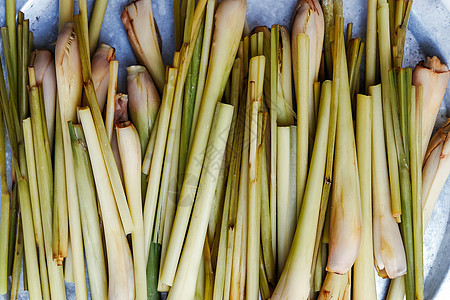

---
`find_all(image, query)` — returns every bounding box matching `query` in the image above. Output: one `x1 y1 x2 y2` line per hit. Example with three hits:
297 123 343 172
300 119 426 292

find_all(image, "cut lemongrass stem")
16 172 42 299
143 67 178 261
296 33 309 218
260 143 275 284
88 0 109 54
167 103 233 300
147 0 208 263
366 0 377 90
117 122 147 300
311 80 335 277
105 60 119 142
378 0 402 222
23 118 51 300
370 84 407 279
70 124 108 300
0 103 9 294
271 76 331 300
78 107 134 299
353 94 377 300
276 126 295 276
29 73 67 299
59 0 74 30
327 17 361 274
74 14 134 234
179 19 203 184
161 0 245 286
247 97 260 300
269 25 278 261
412 86 424 300
189 0 216 147
387 277 406 300
389 70 413 227
10 213 23 300
53 103 68 262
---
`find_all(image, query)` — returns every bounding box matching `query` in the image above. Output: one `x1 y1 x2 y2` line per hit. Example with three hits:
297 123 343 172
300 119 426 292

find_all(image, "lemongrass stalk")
398 68 411 164
387 277 406 300
189 0 216 146
147 0 208 264
30 50 57 148
353 94 376 300
117 122 147 299
378 0 402 221
230 84 250 300
212 137 237 299
59 0 74 30
292 0 324 140
157 115 179 292
260 143 275 284
78 107 135 300
370 84 407 278
70 124 108 300
324 17 363 274
295 33 310 218
90 44 115 112
23 118 51 300
1 27 19 140
412 86 424 299
271 78 331 299
179 18 203 178
366 0 377 90
74 15 134 234
5 0 17 84
168 103 233 300
143 67 177 261
121 0 166 92
16 173 42 299
310 81 335 294
276 126 295 275
127 65 160 156
0 103 9 294
151 86 182 298
105 60 119 142
246 55 266 300
276 26 295 126
389 70 413 223
17 20 27 124
10 213 22 300
213 197 231 300
269 25 278 263
88 0 109 54
412 56 450 160
317 272 347 300
422 119 450 228
156 98 181 295
209 58 241 245
161 0 245 286
52 103 68 261
246 97 261 300
29 75 67 299
78 0 90 57
54 24 87 298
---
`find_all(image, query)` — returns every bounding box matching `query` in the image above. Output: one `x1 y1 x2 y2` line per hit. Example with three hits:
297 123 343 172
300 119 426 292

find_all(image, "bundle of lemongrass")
0 0 449 299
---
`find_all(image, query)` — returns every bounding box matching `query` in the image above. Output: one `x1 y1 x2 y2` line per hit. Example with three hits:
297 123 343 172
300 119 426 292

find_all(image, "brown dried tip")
114 93 129 125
